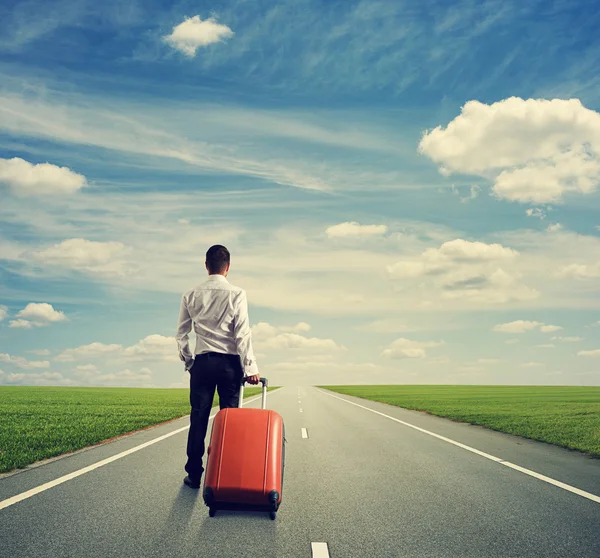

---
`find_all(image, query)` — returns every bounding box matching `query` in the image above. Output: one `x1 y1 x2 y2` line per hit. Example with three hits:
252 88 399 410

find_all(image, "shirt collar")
207 274 228 282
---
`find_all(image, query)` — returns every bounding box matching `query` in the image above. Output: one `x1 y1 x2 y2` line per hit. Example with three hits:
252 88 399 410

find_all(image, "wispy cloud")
493 320 562 333
578 349 600 357
0 87 419 193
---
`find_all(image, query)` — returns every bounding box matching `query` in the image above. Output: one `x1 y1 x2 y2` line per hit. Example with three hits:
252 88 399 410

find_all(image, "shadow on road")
164 485 200 534
194 509 280 558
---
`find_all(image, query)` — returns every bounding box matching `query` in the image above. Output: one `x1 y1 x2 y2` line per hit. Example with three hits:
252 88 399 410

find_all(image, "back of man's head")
206 245 230 274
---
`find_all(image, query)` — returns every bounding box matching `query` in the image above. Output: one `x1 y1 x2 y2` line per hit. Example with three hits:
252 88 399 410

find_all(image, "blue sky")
1 0 600 387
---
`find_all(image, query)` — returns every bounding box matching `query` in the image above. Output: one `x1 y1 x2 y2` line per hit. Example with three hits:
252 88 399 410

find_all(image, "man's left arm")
175 294 195 372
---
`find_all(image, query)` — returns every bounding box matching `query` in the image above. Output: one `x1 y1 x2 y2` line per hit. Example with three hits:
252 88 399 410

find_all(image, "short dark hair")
206 245 230 274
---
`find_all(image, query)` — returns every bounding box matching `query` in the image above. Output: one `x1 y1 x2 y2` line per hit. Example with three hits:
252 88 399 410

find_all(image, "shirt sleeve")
175 294 195 370
233 290 259 377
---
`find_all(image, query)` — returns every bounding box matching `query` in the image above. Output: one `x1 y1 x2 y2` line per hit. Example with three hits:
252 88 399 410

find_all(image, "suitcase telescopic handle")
239 376 268 409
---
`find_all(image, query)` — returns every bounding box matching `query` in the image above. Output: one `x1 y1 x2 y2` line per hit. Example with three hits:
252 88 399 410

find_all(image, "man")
176 244 260 489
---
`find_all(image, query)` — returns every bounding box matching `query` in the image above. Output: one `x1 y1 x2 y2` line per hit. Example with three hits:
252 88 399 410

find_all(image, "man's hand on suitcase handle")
246 374 260 385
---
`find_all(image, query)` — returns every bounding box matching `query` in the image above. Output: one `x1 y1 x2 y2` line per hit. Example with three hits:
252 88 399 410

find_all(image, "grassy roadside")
0 385 274 474
319 385 600 457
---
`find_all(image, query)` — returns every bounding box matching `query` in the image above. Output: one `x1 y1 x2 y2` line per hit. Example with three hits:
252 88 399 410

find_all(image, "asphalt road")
1 386 599 558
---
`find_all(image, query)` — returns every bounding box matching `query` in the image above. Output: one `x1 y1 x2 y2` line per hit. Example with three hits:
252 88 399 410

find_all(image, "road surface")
1 386 599 557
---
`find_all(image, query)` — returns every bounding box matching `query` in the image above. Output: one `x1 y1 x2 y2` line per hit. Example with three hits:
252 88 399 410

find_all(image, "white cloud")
123 335 179 362
16 302 67 325
521 362 545 368
55 335 180 366
0 305 7 321
418 97 600 204
163 15 234 57
526 208 547 219
493 320 543 333
0 157 87 196
250 322 280 340
279 322 311 333
386 260 430 278
30 238 134 277
552 336 583 342
558 262 600 279
55 342 122 362
251 322 343 351
429 239 518 262
325 222 388 238
540 324 563 333
382 338 443 359
0 353 50 369
547 223 563 232
493 321 563 334
261 333 341 351
477 359 501 364
578 349 600 357
536 344 555 348
9 319 34 329
386 238 533 304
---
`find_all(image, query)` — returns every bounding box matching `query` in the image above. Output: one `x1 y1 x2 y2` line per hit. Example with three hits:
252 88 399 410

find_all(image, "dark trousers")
185 351 244 479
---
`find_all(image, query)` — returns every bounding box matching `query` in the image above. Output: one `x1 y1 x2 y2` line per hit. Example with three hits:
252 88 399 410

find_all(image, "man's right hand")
246 374 260 385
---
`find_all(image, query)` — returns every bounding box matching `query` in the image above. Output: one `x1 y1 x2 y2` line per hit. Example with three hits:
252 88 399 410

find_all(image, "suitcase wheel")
209 507 217 517
269 511 276 520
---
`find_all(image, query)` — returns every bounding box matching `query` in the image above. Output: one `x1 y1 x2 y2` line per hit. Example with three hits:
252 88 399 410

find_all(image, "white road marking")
300 408 303 413
500 461 600 503
320 389 600 505
301 428 308 439
0 393 266 512
311 542 330 557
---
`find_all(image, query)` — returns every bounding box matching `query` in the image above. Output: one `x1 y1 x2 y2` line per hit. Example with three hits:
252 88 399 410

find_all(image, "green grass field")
319 385 600 457
0 385 273 474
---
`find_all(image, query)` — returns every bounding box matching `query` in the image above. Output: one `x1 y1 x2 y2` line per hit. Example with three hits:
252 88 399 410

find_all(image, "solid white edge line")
319 389 600 505
311 542 330 557
0 391 270 512
301 427 308 439
500 461 600 503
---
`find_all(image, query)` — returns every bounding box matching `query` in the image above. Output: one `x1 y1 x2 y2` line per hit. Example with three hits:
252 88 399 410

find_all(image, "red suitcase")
202 376 285 519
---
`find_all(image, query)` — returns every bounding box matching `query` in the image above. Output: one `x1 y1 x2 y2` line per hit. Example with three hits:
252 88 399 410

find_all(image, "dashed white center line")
300 408 303 413
311 542 331 557
301 427 308 439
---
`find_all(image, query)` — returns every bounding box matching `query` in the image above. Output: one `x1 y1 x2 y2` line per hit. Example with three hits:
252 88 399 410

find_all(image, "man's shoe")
183 475 201 489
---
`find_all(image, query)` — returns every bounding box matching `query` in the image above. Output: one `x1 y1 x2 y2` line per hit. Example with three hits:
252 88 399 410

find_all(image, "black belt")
197 351 237 358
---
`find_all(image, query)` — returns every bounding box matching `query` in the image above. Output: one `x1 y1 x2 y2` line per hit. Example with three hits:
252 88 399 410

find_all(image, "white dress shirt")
175 274 259 376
